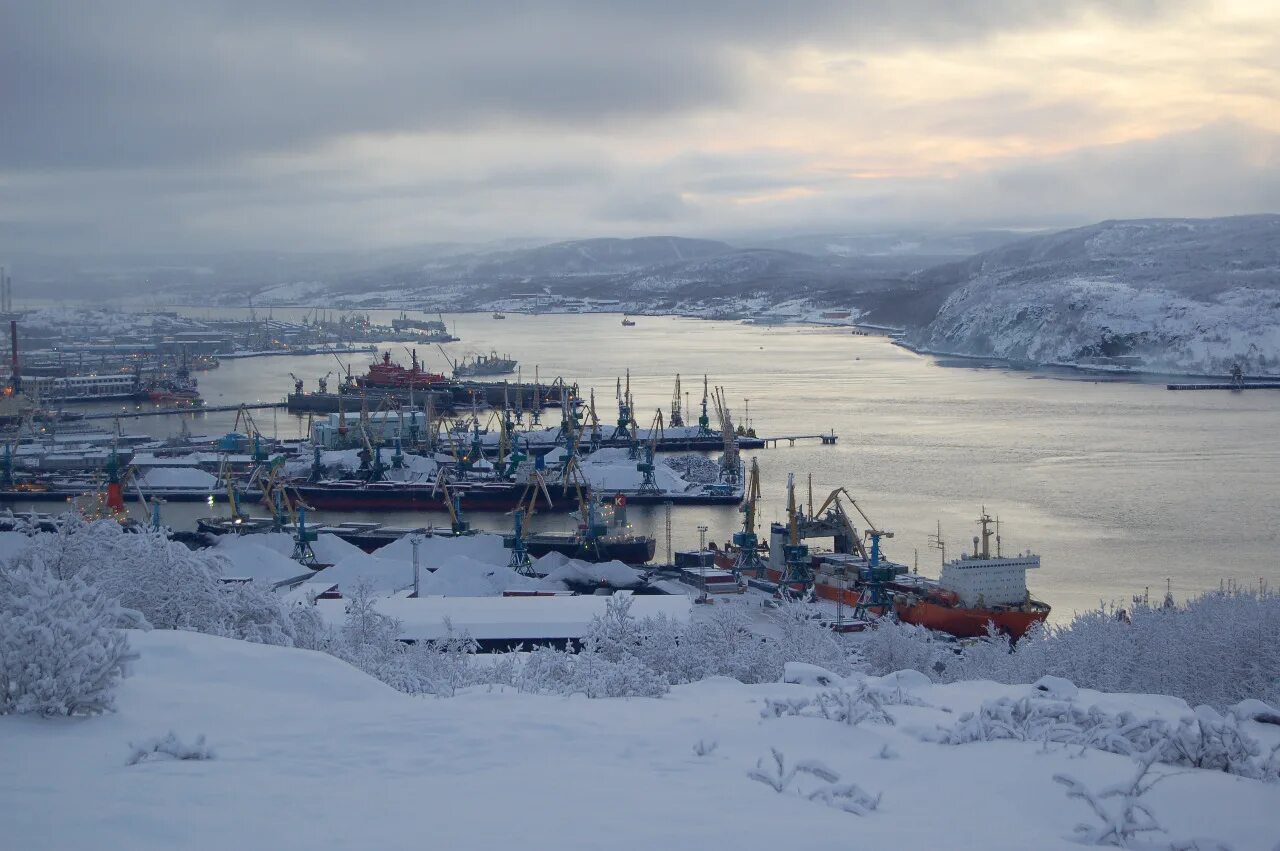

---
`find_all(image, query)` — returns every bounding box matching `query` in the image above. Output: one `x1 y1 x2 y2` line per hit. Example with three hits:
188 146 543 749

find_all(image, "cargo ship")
505 495 655 564
390 313 458 342
290 476 583 512
891 512 1049 639
453 351 517 377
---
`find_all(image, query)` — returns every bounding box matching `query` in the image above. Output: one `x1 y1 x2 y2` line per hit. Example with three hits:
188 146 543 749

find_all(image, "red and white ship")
892 512 1049 639
356 350 448 389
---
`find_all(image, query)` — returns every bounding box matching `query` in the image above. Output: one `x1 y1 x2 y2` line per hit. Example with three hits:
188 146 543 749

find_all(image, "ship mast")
977 507 994 559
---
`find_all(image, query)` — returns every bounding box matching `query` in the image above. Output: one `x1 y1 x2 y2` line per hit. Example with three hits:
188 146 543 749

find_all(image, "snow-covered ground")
2 629 1276 851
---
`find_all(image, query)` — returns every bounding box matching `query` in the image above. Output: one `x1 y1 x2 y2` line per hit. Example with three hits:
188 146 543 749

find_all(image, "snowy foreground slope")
3 631 1277 851
916 215 1280 374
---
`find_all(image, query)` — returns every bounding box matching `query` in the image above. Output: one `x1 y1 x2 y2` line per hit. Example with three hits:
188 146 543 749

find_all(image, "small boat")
621 317 636 327
492 312 507 320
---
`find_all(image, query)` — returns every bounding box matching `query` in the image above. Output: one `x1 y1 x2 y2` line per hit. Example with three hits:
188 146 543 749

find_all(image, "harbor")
0 308 1276 618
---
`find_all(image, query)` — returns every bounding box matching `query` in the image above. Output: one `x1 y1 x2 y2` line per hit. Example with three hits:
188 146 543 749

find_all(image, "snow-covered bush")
1053 748 1167 847
748 748 881 816
569 651 670 698
0 558 133 717
126 731 214 765
4 520 301 646
901 587 1280 710
223 582 297 647
770 600 860 678
943 694 1280 782
407 620 479 698
761 682 907 727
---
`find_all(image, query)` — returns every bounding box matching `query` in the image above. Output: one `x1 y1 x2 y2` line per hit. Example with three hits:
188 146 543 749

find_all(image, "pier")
1167 382 1280 391
76 402 287 420
761 431 839 447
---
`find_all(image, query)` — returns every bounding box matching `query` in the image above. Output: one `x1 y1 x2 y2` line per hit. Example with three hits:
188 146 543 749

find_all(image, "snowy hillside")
2 629 1276 851
916 216 1280 374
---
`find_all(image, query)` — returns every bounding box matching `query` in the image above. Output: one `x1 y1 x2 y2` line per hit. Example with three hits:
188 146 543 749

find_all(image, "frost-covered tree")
935 588 1280 708
223 582 296 647
0 558 133 716
861 618 942 677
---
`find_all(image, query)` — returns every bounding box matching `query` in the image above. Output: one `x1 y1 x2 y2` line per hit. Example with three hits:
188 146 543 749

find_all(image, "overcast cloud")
1 0 1277 254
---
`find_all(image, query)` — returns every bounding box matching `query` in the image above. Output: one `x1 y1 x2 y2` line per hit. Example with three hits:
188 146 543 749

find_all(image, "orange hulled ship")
891 512 1048 639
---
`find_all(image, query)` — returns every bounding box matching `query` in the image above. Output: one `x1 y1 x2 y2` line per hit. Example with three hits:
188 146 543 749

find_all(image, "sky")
2 0 1279 254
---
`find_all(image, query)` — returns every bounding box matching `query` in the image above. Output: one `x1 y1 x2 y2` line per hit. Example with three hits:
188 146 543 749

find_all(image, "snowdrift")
2 630 1276 850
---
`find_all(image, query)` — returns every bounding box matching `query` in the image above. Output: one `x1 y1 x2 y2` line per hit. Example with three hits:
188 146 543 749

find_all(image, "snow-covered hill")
915 215 1280 374
3 629 1276 850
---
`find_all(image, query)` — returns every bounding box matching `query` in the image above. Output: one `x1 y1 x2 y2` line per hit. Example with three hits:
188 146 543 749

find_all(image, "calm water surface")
46 310 1280 620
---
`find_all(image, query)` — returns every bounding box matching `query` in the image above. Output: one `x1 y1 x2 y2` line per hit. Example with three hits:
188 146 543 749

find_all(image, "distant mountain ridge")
913 215 1280 374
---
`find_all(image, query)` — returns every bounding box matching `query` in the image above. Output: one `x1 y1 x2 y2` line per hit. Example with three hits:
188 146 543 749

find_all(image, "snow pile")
244 531 364 566
537 557 644 590
137 467 220 490
418 555 536 597
579 446 692 493
664 453 721 484
373 532 509 567
311 552 415 596
211 537 314 584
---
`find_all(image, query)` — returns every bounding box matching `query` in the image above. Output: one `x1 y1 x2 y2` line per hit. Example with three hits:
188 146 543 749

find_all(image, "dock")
1167 383 1280 391
76 402 287 420
761 431 839 447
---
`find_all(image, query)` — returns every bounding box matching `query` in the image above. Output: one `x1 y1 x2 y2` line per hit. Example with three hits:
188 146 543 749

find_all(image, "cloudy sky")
3 0 1278 253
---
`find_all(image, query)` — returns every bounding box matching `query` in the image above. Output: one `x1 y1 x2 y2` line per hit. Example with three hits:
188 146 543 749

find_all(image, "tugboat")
892 511 1049 639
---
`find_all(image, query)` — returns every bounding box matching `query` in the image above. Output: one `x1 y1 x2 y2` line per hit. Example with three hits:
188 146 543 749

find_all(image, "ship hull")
608 489 743 506
762 566 862 606
894 599 1048 640
511 534 656 565
291 481 581 512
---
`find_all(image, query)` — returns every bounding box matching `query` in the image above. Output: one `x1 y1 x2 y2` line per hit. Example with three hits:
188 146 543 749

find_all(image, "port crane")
711 385 742 485
509 452 557 576
731 457 765 578
778 472 814 599
636 410 664 495
669 374 684 428
432 467 471 535
696 375 714 437
609 371 636 444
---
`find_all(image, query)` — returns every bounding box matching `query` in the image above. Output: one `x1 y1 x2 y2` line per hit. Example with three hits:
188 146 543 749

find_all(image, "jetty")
1167 382 1280 391
77 402 287 420
761 431 839 447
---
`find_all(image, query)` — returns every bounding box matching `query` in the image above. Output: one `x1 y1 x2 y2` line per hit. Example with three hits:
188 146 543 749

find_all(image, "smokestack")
10 319 19 393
